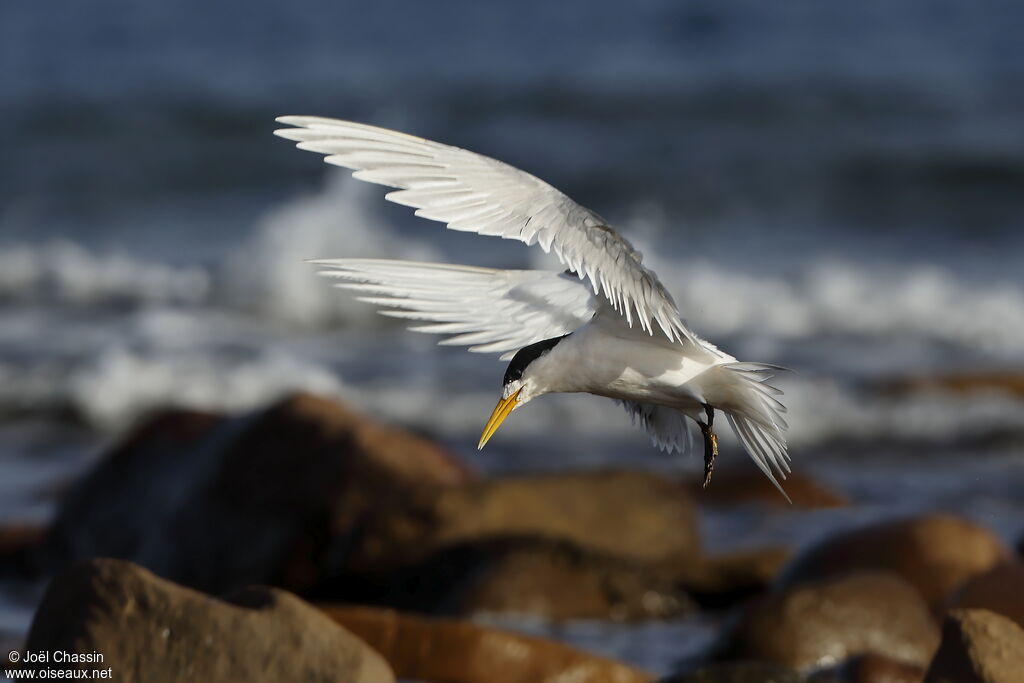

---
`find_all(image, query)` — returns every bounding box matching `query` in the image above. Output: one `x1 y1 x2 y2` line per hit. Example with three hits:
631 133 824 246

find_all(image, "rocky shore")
5 393 1024 682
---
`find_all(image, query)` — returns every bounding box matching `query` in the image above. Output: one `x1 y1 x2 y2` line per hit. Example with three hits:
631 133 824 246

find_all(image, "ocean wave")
3 175 1024 363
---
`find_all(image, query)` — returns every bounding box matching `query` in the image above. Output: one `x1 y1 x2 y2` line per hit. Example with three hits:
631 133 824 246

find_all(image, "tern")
275 117 791 498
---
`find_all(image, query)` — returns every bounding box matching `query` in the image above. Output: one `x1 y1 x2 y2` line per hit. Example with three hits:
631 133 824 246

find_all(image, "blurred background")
2 0 1024 674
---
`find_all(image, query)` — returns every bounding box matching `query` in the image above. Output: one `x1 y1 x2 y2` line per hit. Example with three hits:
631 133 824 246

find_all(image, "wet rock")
688 469 848 508
43 394 471 594
819 654 926 683
779 515 1008 613
880 373 1024 398
0 522 46 577
320 604 653 683
346 469 699 575
25 558 394 683
721 572 940 671
923 609 1024 683
439 536 694 620
319 535 694 620
665 662 807 682
947 562 1024 629
685 547 792 608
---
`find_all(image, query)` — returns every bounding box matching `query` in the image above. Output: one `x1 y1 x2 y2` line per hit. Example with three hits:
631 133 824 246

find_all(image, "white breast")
530 310 735 408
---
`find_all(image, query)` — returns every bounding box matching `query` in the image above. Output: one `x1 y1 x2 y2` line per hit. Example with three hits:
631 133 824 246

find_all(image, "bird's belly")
559 330 719 409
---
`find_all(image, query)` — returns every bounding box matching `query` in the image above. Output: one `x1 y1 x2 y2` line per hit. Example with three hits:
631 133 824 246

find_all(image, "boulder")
436 536 694 620
880 373 1024 398
317 536 694 620
346 469 699 575
664 662 807 682
779 515 1008 613
720 572 940 671
947 562 1024 629
923 609 1024 683
819 654 926 683
0 522 46 577
42 394 471 594
685 547 792 608
24 558 393 683
320 604 653 683
687 469 847 508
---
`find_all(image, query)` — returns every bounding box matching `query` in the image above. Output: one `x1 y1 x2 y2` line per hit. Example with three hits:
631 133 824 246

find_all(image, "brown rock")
666 662 806 682
319 604 653 683
321 536 693 620
24 558 393 683
722 572 940 671
441 536 694 620
779 515 1009 613
43 394 472 594
881 373 1024 398
688 469 848 508
824 654 926 683
347 469 699 574
685 547 792 608
0 523 46 576
948 562 1024 630
923 609 1024 683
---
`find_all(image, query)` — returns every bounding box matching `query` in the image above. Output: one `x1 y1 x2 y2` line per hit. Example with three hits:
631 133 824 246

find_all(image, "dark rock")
880 373 1024 398
320 604 653 683
688 469 848 508
779 515 1008 613
685 547 792 608
818 653 926 683
721 572 940 671
317 535 694 620
0 523 46 577
345 469 699 575
923 609 1024 683
43 394 472 594
664 662 807 683
24 558 393 683
947 562 1024 629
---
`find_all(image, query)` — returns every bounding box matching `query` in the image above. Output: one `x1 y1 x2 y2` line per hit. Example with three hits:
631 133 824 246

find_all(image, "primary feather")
274 116 698 344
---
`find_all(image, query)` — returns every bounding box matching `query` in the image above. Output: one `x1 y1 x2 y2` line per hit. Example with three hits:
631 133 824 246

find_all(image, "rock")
665 662 807 682
346 469 699 575
779 515 1009 613
923 609 1024 683
881 373 1024 398
721 572 940 671
685 547 792 608
819 654 926 683
318 536 694 620
437 536 694 620
24 558 393 683
687 469 848 508
0 522 46 577
320 604 653 683
43 394 472 594
947 562 1024 629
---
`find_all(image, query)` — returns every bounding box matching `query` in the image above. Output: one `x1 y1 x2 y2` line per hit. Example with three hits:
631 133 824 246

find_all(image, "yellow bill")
477 388 522 449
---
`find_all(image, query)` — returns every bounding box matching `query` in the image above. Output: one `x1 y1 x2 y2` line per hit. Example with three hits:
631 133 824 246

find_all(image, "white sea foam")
0 241 210 305
221 172 439 326
65 347 345 432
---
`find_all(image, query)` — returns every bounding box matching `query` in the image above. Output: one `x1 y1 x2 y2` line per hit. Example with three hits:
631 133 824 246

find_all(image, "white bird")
274 116 792 499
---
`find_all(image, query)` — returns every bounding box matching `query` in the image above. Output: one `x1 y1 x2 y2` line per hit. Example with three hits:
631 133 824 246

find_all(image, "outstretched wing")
314 259 597 359
618 401 694 454
275 116 698 344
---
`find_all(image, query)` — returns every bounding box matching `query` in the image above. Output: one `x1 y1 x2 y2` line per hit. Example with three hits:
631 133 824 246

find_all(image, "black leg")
700 404 718 488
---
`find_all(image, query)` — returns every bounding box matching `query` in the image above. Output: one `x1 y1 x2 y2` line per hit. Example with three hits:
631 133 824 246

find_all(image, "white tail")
716 362 792 502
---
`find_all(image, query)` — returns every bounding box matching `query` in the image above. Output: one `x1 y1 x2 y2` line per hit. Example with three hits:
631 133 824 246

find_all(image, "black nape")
503 334 570 386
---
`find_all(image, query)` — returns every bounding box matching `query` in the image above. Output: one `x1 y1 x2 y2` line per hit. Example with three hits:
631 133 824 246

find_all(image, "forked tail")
717 362 792 502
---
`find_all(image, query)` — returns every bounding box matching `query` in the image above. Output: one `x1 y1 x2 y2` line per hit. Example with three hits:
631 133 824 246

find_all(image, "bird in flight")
275 117 791 499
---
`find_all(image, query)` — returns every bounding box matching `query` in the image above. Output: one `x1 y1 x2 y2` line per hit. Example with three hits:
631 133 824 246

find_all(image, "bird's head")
477 335 569 449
